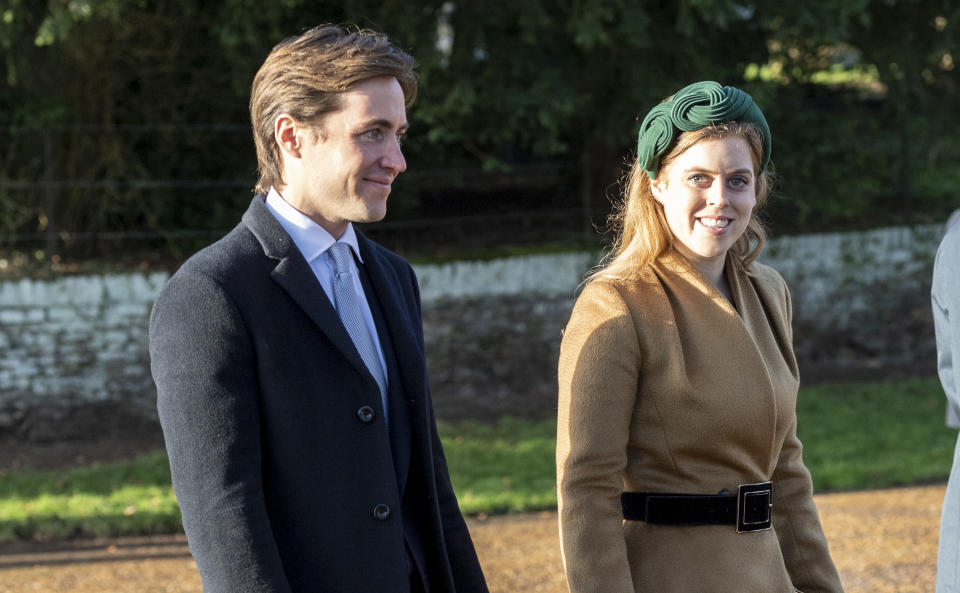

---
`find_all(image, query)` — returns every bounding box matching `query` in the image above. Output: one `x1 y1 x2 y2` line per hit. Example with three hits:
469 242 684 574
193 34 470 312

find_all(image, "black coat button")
357 406 376 423
373 504 391 521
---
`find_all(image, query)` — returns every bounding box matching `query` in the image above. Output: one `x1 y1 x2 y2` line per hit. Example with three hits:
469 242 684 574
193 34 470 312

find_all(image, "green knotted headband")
636 81 771 180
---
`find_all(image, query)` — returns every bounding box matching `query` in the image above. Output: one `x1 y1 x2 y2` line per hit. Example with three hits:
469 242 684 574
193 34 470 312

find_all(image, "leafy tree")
0 0 957 261
757 0 960 227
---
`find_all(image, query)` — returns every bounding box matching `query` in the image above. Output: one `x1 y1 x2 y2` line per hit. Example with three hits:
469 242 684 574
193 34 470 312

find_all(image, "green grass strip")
797 375 958 490
439 417 557 515
0 376 956 542
0 450 180 541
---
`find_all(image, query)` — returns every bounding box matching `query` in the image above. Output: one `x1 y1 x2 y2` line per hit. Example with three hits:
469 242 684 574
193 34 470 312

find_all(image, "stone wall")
0 225 948 438
0 273 167 440
763 225 943 379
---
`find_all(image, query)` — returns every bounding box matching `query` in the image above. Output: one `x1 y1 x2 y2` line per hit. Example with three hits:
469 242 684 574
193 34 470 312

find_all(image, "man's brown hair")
249 24 418 194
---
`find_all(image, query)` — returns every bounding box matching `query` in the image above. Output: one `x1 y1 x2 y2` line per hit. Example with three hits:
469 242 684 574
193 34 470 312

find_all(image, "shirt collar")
264 187 364 263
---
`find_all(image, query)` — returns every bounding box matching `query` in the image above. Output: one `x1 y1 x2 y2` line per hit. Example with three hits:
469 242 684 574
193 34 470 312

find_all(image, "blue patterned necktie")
328 242 388 419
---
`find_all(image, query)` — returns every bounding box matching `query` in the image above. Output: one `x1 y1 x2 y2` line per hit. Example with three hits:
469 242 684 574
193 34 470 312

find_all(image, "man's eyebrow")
358 118 409 132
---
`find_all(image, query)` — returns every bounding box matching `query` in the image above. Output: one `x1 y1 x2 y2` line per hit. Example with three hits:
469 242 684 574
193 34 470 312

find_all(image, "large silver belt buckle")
737 481 773 533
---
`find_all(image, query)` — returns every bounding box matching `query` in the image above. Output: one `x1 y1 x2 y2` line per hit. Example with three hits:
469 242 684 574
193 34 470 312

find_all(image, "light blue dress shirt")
264 187 389 419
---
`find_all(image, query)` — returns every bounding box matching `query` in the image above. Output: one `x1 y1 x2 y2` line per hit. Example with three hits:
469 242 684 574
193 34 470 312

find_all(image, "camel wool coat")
556 250 843 593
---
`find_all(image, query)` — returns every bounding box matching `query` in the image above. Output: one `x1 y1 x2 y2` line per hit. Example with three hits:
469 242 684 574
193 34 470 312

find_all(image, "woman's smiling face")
651 136 758 272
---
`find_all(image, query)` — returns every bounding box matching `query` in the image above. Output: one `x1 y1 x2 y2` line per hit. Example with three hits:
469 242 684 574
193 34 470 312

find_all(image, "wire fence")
0 125 600 260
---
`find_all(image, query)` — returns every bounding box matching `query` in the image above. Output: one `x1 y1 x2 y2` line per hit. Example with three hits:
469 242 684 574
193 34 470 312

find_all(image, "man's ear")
275 114 303 159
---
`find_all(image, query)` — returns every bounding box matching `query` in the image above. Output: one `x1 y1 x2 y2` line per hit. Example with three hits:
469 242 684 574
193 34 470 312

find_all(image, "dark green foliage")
0 1 958 261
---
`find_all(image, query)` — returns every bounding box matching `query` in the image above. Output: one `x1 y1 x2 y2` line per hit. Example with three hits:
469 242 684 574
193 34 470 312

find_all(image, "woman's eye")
729 176 748 188
689 174 705 184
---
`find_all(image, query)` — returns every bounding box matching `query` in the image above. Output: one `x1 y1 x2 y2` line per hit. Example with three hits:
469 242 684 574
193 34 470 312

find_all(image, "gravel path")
0 484 945 593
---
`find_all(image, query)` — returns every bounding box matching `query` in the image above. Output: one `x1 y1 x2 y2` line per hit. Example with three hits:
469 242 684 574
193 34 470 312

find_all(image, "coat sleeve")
407 264 489 593
771 417 844 593
933 226 960 593
770 276 844 593
150 268 291 593
430 409 490 592
933 227 960 418
557 281 640 593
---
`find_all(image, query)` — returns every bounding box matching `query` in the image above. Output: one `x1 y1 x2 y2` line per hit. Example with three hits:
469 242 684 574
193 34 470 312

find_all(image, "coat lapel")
654 251 781 463
241 197 375 386
356 234 426 487
356 233 427 403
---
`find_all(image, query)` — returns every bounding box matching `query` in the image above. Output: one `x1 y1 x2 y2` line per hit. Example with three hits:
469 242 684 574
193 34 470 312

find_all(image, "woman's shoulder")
578 266 664 307
743 259 789 293
568 268 670 331
571 277 632 322
562 274 655 354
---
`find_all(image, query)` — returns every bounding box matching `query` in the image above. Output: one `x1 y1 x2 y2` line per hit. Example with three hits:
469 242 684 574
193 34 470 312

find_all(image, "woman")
556 81 844 593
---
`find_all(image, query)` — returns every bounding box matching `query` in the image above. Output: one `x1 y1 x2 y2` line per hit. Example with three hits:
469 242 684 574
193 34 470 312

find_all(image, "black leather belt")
621 481 773 533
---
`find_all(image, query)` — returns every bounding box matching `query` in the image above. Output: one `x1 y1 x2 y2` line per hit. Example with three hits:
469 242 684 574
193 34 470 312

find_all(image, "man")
934 220 960 593
150 25 488 593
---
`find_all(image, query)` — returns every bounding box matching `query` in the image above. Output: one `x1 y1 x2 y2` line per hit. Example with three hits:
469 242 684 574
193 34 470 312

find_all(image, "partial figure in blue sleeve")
934 219 960 593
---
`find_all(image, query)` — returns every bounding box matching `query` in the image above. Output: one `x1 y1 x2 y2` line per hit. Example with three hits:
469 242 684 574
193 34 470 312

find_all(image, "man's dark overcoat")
150 196 487 593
